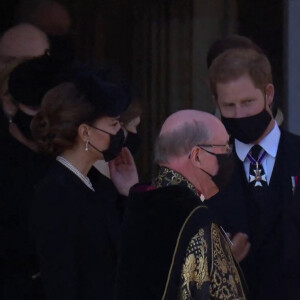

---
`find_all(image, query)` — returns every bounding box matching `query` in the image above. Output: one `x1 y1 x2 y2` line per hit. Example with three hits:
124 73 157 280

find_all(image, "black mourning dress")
0 110 50 300
31 160 122 300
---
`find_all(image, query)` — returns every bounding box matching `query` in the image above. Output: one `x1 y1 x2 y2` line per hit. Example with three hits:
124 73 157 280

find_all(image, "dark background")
0 0 285 180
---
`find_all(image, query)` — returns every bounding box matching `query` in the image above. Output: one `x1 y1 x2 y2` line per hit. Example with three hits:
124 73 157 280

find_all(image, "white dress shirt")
235 122 281 184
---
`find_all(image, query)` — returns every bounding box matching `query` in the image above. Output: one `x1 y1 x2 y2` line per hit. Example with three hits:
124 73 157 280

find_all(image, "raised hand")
109 147 139 196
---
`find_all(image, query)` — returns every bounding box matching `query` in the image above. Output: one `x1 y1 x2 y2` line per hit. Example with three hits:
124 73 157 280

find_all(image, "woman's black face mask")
124 132 141 156
88 126 125 162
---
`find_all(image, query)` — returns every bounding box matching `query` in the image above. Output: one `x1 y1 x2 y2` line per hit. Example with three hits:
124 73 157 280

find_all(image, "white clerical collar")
235 121 281 162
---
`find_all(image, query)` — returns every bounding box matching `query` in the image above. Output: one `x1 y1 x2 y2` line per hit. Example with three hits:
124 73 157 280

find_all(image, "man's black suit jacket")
207 129 300 300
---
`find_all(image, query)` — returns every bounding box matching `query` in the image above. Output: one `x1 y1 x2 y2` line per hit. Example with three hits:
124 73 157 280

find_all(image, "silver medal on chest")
249 162 267 187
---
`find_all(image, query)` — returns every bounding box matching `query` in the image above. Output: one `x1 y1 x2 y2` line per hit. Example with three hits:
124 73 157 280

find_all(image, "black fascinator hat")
72 66 131 117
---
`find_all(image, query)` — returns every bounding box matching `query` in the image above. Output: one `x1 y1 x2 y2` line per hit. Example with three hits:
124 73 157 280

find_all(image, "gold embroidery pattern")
180 224 246 300
153 167 198 196
210 223 246 300
181 228 210 300
162 206 208 300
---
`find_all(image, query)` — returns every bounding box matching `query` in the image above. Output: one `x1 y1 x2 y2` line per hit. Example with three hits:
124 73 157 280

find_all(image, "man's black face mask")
13 110 34 139
198 147 235 191
221 106 272 144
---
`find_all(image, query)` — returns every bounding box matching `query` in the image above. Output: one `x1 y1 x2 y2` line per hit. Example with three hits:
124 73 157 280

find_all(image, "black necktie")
248 145 267 188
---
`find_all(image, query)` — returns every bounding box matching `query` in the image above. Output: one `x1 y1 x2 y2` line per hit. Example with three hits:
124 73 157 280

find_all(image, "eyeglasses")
196 144 232 154
188 143 232 159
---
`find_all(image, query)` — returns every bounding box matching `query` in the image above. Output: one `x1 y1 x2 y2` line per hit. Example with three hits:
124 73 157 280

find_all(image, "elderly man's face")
0 24 49 74
196 121 230 178
216 74 273 119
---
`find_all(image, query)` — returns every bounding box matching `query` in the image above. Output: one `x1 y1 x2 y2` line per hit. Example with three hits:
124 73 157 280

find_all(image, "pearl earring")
85 140 89 151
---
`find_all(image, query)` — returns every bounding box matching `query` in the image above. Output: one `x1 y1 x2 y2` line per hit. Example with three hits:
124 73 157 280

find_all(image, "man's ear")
265 83 274 107
189 146 202 168
78 123 90 142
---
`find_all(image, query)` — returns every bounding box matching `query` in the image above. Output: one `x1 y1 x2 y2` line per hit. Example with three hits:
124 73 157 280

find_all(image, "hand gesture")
109 147 139 196
231 232 250 263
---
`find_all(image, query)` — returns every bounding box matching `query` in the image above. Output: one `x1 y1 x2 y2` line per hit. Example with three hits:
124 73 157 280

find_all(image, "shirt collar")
153 166 202 198
235 121 281 161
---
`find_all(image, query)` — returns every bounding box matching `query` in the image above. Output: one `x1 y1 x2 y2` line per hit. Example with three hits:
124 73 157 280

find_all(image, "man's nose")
233 106 245 118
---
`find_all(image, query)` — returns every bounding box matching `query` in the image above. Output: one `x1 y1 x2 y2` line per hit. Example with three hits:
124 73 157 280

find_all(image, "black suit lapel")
270 130 300 209
257 130 298 249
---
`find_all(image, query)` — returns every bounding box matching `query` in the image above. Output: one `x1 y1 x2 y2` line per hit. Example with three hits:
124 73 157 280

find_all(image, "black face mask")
89 127 125 162
124 132 141 156
221 109 272 144
200 148 235 191
13 110 34 139
48 34 75 67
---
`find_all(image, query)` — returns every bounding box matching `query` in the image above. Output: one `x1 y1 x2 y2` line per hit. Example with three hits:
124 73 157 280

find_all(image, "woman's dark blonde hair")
119 100 142 126
31 82 102 155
